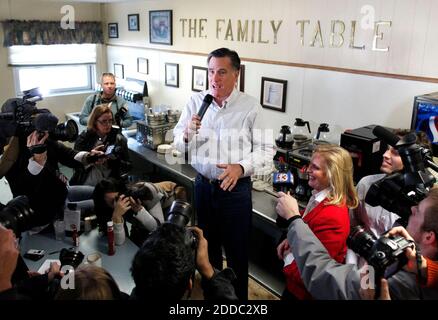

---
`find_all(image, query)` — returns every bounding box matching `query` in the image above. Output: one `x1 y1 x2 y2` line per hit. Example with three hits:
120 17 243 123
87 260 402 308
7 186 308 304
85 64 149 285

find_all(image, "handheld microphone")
197 94 213 121
372 125 400 147
272 171 294 193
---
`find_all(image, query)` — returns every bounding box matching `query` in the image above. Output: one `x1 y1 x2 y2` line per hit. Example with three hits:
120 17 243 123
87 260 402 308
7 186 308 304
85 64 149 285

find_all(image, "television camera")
0 88 78 154
365 126 438 224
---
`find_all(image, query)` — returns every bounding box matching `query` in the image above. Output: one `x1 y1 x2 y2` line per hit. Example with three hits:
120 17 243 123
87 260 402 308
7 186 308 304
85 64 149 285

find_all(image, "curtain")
2 20 104 47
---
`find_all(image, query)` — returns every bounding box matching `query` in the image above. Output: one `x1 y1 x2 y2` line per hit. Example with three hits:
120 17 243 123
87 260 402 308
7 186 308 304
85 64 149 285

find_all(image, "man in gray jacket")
79 72 133 128
282 187 438 299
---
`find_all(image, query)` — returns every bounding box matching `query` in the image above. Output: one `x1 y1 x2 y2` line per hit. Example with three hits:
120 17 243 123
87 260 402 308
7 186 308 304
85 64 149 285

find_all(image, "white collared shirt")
302 187 331 218
173 88 274 180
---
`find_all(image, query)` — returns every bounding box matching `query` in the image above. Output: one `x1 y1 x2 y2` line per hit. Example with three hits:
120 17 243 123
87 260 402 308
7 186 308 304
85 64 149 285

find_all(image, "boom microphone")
197 94 213 121
372 125 400 147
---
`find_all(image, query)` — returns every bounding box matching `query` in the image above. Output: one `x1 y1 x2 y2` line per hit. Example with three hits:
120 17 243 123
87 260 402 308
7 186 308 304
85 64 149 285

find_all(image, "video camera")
365 126 438 223
348 225 414 278
0 195 35 237
0 88 78 149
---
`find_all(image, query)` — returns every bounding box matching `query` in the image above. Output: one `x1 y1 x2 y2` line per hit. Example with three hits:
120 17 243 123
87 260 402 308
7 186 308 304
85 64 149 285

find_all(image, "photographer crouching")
93 178 187 247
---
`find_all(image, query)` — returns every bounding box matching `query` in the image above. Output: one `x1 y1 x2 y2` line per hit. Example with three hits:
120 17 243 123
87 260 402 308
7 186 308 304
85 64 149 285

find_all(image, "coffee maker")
340 125 388 183
274 125 294 167
292 118 312 147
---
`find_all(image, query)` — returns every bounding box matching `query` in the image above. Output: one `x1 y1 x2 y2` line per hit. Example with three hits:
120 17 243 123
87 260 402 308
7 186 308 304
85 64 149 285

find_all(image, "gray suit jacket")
288 219 435 299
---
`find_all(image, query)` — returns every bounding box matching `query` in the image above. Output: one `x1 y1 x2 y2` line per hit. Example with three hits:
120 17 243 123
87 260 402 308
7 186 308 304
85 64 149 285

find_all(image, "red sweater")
425 258 438 288
283 199 350 300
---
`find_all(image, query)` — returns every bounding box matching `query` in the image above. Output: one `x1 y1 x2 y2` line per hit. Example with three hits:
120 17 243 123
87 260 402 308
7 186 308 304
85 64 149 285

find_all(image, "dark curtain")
2 20 104 46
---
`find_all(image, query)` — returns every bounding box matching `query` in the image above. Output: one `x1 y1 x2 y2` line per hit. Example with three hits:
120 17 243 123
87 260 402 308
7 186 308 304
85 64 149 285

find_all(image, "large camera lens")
0 196 34 236
51 119 78 142
347 226 376 260
166 200 192 228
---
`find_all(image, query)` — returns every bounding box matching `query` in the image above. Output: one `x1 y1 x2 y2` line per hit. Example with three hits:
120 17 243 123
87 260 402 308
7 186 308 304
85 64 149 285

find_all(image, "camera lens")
166 200 192 228
0 196 34 236
347 226 376 260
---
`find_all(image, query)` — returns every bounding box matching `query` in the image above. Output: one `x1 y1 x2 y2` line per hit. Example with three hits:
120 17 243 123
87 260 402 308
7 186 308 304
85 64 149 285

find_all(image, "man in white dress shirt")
173 48 273 300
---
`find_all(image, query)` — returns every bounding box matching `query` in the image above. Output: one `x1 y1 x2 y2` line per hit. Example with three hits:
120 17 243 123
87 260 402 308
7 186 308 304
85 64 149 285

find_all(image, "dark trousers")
195 174 252 300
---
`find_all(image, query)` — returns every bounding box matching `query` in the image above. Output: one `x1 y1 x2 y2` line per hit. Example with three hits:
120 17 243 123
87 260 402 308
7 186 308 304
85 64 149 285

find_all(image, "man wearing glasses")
79 72 133 129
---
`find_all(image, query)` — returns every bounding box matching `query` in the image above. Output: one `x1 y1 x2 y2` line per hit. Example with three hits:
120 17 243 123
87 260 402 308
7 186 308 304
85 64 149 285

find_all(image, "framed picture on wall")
114 63 124 79
108 23 118 38
137 57 148 74
149 10 173 45
165 63 179 87
192 66 208 92
260 77 287 112
128 14 140 31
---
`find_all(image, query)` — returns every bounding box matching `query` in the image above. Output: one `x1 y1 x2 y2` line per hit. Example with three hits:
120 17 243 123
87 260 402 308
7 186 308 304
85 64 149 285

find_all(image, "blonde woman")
276 144 358 300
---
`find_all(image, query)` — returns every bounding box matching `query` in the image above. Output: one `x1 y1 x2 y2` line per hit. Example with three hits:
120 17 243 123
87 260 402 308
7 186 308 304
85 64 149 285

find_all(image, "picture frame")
192 66 208 92
137 57 148 75
149 10 173 45
237 64 245 92
113 63 124 79
128 14 140 31
260 77 287 112
165 63 179 88
108 23 119 38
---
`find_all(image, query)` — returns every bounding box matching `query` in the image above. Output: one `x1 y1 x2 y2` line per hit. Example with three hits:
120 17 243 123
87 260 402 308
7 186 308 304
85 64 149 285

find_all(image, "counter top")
128 137 197 183
127 137 279 224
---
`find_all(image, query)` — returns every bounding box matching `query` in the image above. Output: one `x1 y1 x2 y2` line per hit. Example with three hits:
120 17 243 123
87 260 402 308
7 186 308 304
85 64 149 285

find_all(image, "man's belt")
198 174 250 185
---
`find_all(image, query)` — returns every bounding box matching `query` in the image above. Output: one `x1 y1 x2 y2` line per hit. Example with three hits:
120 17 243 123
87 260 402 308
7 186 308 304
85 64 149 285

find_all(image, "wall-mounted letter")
296 20 310 46
372 21 391 52
310 20 324 47
330 20 345 48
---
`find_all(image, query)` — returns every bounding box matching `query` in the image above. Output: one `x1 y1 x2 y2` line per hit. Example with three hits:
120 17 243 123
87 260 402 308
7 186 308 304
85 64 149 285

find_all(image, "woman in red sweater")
276 144 359 300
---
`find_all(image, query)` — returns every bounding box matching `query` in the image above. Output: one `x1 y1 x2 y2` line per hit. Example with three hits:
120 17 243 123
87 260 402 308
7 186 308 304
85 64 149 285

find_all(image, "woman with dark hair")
70 104 131 186
93 178 186 246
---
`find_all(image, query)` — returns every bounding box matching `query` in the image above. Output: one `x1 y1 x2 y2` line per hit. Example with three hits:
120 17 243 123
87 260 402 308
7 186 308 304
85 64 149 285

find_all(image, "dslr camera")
348 225 414 278
0 195 35 237
59 247 84 269
114 106 128 130
166 200 198 250
124 182 154 202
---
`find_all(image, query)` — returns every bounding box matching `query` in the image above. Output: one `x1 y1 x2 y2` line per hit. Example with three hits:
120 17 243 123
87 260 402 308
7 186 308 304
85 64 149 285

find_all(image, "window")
14 65 94 95
9 44 97 96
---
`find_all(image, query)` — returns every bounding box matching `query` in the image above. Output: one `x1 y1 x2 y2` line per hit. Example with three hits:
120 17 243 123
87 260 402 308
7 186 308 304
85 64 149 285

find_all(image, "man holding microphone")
173 48 273 300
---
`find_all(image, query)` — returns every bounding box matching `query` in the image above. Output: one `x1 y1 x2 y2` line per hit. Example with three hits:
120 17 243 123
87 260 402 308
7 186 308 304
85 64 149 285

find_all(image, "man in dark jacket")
130 224 238 300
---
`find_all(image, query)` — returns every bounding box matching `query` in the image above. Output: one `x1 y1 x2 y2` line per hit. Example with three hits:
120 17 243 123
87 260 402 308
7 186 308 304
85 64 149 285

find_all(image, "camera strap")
28 143 47 155
415 245 424 300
